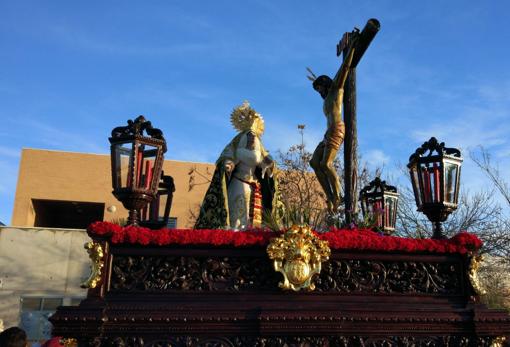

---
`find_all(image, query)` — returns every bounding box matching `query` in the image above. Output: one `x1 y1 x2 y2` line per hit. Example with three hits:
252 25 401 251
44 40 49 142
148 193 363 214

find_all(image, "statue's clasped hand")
261 156 274 179
224 160 235 178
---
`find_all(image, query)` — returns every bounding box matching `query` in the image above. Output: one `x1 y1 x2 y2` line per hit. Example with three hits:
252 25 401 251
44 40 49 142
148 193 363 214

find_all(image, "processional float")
51 19 509 347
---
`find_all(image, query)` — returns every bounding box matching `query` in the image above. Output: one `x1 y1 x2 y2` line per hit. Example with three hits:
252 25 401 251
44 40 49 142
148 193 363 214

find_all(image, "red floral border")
87 221 482 255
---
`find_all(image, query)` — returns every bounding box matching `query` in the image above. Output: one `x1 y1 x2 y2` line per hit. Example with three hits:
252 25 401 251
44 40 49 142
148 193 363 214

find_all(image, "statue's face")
314 83 329 99
250 117 265 137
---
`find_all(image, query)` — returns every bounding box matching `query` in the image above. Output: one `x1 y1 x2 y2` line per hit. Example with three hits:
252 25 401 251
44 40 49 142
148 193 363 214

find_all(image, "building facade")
11 148 215 229
2 148 217 343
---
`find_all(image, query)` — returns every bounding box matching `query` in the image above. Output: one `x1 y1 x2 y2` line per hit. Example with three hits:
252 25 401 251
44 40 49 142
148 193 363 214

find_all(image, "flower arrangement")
88 221 482 255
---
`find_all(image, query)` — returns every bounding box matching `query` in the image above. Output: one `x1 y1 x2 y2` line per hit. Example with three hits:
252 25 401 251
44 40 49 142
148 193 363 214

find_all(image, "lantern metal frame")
140 172 175 229
407 137 463 239
360 177 399 235
109 116 167 226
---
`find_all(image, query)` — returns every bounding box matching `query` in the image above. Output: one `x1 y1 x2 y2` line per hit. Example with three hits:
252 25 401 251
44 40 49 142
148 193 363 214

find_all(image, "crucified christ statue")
308 36 356 213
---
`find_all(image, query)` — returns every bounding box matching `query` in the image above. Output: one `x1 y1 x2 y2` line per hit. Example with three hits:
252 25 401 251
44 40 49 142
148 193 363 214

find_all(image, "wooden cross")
339 19 380 224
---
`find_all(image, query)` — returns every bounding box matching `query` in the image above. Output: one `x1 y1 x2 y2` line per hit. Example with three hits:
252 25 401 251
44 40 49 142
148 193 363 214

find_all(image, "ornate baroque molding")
81 242 104 289
468 254 487 296
110 255 461 294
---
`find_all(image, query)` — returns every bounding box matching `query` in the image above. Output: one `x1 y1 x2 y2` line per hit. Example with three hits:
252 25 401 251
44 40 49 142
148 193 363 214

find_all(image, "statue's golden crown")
230 100 264 136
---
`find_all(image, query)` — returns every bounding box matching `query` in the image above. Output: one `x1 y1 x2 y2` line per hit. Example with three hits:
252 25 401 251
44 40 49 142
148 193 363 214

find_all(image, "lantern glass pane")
392 197 398 229
389 196 398 230
419 163 433 204
157 192 168 222
418 162 441 204
140 184 172 226
431 162 441 203
410 165 422 207
368 198 376 215
141 191 163 222
444 162 458 203
361 196 368 217
134 143 158 190
373 196 384 228
384 196 393 229
455 165 462 202
113 142 133 189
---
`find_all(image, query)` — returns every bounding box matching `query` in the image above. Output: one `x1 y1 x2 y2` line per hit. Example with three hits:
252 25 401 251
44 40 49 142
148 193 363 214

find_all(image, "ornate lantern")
407 137 462 239
360 177 399 235
109 116 166 226
140 172 175 229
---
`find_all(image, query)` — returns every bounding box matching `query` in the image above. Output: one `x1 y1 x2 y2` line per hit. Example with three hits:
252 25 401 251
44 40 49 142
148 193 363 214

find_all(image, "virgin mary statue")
194 101 279 230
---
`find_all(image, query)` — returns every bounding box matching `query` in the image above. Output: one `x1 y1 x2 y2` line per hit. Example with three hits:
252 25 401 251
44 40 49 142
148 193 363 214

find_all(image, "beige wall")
0 227 90 328
11 149 215 228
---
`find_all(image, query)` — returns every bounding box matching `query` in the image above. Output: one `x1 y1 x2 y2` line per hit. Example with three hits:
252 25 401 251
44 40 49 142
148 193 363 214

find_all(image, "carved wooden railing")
50 225 510 347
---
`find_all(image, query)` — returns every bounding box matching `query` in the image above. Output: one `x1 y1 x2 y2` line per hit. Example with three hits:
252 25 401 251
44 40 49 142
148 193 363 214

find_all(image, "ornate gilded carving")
468 254 487 295
111 256 281 292
80 241 104 289
59 338 77 347
317 259 461 294
110 255 461 294
490 336 506 347
267 225 330 291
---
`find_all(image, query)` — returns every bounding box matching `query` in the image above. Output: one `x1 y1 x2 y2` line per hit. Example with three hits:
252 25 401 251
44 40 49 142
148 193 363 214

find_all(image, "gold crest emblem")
267 225 330 291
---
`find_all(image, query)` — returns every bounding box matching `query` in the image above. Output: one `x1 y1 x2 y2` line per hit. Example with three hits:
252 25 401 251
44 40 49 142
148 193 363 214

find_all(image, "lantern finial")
409 137 461 164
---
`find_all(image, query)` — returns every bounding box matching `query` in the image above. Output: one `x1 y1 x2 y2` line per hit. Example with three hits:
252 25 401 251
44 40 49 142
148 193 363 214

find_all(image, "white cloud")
170 147 216 164
477 83 510 104
364 149 390 168
412 113 509 155
0 146 21 158
12 119 106 154
263 121 323 155
496 147 510 158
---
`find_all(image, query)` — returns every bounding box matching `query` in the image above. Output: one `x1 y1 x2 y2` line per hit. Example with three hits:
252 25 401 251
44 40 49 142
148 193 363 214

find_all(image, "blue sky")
1 1 510 223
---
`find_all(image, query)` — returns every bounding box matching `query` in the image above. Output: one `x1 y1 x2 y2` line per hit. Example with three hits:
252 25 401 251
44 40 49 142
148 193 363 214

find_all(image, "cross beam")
341 19 380 224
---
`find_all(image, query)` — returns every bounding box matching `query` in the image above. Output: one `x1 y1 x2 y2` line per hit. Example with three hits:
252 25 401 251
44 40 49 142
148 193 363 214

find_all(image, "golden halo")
230 100 264 136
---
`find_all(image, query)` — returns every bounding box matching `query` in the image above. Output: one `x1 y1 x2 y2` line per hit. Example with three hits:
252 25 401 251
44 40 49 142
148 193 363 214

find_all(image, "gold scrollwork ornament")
267 225 330 291
60 338 78 347
490 336 506 347
468 254 487 296
80 241 104 289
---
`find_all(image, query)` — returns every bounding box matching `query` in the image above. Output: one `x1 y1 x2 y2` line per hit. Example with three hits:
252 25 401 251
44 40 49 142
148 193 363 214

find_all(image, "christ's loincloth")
324 122 345 150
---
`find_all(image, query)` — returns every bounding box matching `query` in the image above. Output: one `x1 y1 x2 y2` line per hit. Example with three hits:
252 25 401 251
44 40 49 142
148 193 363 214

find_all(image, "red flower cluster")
87 221 482 254
322 228 481 254
88 221 278 247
